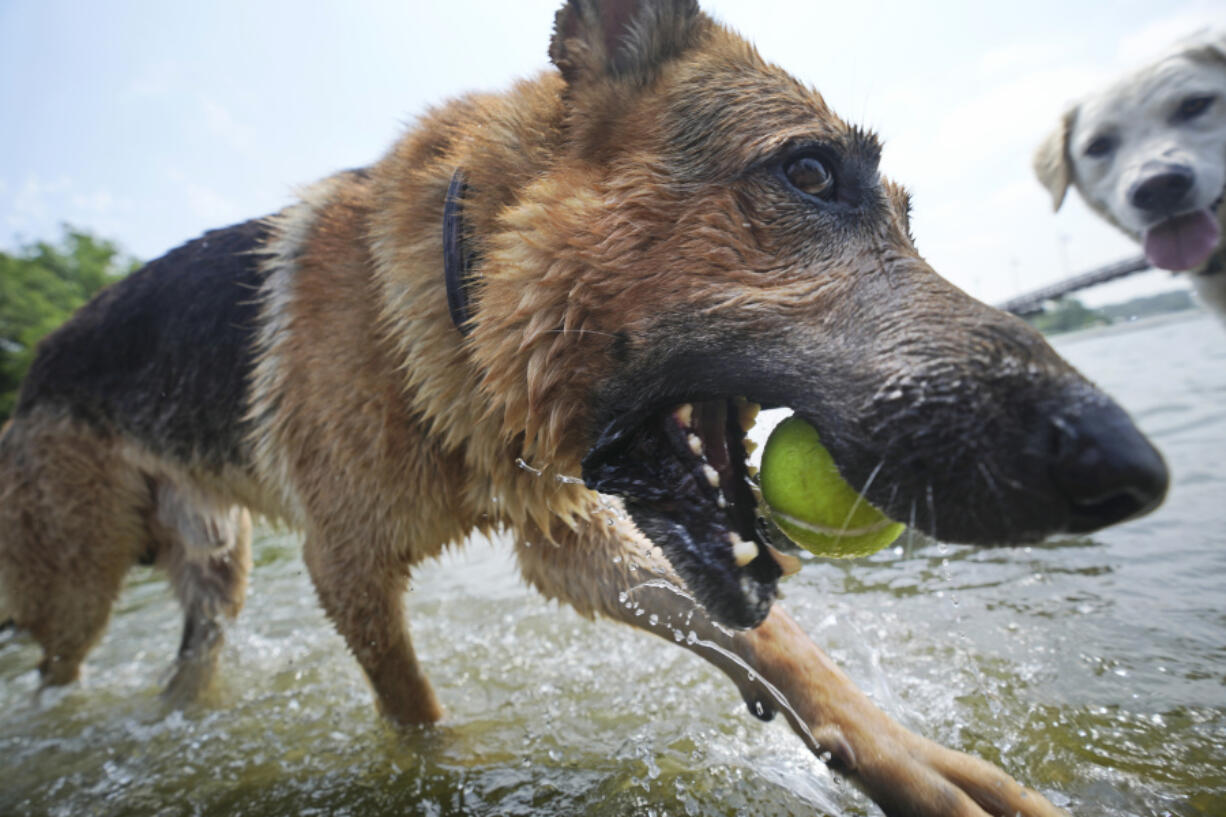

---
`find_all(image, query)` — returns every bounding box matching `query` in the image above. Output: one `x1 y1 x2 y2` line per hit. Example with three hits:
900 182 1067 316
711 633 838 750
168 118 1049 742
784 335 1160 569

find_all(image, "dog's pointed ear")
550 0 706 84
1033 108 1076 212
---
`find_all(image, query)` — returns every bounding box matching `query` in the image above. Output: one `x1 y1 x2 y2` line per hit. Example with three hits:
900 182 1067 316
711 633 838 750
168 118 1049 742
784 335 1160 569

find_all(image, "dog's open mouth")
583 398 794 629
1142 197 1222 272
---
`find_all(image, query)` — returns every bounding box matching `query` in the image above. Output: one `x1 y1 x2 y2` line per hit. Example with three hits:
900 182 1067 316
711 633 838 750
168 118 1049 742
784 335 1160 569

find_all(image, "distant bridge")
997 255 1152 316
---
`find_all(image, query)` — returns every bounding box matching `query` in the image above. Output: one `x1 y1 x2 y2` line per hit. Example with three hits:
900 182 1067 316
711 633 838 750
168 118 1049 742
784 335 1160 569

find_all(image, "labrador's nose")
1129 163 1195 214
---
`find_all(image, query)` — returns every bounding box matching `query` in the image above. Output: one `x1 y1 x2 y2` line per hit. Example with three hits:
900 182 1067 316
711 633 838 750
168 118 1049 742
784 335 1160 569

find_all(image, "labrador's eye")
1085 136 1115 158
784 155 836 201
1174 94 1215 122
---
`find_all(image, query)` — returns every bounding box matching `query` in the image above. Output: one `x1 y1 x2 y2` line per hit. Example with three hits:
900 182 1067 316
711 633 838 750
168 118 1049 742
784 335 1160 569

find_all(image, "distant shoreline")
1051 305 1212 345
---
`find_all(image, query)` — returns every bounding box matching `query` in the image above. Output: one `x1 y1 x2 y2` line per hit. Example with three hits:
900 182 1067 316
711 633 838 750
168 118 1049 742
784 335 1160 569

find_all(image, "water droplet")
515 458 543 476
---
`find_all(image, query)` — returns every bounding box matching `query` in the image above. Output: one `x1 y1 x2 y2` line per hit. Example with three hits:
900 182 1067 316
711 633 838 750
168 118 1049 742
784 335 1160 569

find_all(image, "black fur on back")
15 219 271 469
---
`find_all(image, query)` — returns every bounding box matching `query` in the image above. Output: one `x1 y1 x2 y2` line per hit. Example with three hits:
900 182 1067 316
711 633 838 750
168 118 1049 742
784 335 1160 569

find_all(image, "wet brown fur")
0 2 1090 814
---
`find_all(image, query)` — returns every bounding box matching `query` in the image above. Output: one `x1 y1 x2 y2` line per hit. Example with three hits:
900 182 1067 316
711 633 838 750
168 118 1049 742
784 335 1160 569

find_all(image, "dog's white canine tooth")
703 464 720 487
737 399 760 431
766 543 802 577
729 532 758 567
717 493 727 508
675 403 694 428
688 433 704 457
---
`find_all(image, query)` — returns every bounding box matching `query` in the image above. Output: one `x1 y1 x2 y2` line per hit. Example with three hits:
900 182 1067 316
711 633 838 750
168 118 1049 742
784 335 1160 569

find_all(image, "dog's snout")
1128 164 1195 213
1047 395 1169 533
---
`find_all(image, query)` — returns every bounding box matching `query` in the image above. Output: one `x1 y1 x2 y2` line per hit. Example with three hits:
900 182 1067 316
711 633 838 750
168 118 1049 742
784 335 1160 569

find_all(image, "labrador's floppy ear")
1033 107 1077 211
1181 28 1226 67
549 0 707 85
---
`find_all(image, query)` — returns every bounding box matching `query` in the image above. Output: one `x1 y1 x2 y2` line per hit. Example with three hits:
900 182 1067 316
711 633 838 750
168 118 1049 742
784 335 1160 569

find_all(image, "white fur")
1192 269 1226 313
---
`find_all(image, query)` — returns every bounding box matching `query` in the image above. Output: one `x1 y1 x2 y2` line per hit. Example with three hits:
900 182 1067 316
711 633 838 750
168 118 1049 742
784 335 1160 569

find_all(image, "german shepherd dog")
0 1 1168 814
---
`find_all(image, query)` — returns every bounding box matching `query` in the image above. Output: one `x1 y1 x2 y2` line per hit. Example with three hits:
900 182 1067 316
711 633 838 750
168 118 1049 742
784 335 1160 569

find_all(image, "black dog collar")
443 169 478 334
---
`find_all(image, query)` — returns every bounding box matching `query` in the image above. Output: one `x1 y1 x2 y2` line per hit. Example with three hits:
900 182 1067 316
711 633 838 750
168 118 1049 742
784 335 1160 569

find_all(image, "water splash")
620 580 829 762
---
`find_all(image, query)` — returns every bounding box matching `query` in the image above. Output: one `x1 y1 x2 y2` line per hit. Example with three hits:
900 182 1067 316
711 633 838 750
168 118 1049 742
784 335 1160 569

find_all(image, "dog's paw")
816 720 1068 817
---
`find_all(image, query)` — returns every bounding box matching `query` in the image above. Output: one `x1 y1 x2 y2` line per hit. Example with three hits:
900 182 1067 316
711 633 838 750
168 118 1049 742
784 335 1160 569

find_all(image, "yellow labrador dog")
1034 30 1226 316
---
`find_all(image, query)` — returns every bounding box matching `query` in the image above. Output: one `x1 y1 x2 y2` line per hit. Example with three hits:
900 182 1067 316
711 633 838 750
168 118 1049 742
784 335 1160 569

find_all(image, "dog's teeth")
766 543 802 577
729 532 759 567
747 464 759 478
688 433 704 457
717 493 727 508
675 403 694 428
743 438 758 455
737 399 760 431
703 464 720 488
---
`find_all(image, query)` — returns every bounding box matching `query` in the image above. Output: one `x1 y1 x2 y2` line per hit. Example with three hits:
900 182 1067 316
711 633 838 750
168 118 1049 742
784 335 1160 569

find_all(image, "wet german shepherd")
0 1 1168 814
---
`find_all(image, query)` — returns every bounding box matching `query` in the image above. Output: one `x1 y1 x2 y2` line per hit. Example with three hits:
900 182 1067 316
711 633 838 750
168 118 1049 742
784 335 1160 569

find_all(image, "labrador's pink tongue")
1142 209 1220 271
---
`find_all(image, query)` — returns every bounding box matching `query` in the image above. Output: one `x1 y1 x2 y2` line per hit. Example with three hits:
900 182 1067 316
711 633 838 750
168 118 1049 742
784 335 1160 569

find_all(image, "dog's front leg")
516 509 1066 817
714 603 1069 817
303 530 443 726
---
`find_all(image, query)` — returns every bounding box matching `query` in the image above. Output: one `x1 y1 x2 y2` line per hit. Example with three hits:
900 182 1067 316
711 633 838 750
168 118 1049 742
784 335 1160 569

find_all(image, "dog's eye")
784 155 836 201
1084 136 1115 158
1175 94 1215 122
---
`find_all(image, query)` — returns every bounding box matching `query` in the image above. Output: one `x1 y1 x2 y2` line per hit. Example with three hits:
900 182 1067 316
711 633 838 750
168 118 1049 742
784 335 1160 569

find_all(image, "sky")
2 0 1225 308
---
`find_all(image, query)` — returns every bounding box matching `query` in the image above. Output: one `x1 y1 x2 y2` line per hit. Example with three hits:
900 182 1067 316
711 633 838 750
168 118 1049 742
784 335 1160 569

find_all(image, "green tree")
0 227 139 422
1026 297 1109 336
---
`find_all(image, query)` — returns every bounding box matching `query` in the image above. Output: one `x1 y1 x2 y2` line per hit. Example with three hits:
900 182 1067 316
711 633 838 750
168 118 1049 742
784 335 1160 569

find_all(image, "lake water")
2 310 1223 817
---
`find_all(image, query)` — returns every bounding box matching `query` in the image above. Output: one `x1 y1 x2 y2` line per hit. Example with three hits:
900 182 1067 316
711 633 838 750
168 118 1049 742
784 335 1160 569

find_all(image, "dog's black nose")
1129 165 1194 213
1048 396 1169 533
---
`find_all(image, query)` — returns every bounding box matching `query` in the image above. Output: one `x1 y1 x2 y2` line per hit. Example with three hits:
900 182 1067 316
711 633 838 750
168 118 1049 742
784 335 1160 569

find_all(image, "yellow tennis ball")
760 416 904 558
